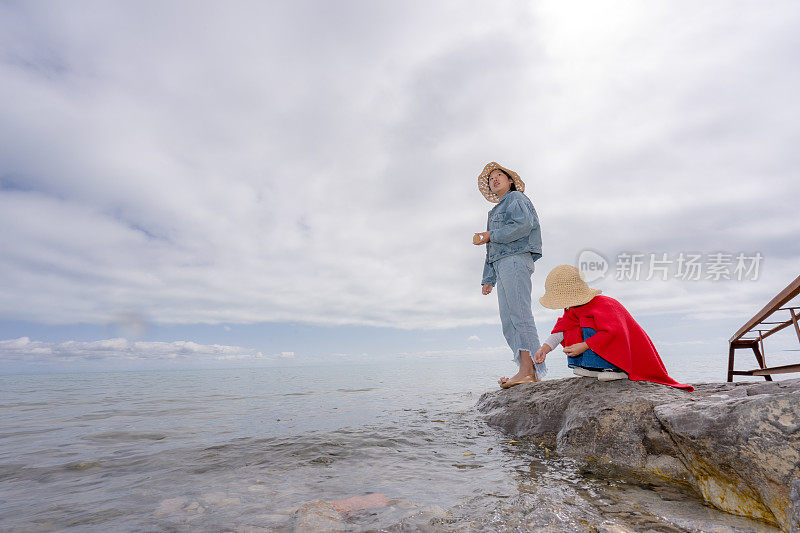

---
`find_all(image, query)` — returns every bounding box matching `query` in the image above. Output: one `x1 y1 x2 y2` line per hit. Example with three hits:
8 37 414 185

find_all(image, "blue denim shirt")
481 190 542 286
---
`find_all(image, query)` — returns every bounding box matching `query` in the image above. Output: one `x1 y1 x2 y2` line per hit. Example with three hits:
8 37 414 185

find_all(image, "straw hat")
478 162 525 203
539 264 602 309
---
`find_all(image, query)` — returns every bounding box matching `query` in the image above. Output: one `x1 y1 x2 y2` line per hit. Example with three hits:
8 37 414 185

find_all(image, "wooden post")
751 343 773 381
790 308 800 344
727 343 736 382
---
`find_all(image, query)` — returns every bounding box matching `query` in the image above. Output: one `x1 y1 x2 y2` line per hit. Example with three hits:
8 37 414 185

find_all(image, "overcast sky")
1 0 799 374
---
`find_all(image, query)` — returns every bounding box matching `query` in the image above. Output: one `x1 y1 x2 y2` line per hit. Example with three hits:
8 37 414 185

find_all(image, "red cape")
552 295 693 391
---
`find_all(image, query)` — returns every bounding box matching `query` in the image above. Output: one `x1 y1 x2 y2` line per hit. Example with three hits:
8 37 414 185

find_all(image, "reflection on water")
0 361 781 532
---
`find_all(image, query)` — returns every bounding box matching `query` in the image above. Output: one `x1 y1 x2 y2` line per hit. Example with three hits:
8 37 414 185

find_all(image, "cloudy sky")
1 0 799 375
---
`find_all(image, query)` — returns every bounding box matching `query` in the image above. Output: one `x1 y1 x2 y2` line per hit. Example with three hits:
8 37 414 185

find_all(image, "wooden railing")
727 274 800 381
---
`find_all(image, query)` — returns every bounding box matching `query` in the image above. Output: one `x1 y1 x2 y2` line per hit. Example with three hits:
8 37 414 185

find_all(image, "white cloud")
467 335 480 342
0 336 284 364
0 0 797 337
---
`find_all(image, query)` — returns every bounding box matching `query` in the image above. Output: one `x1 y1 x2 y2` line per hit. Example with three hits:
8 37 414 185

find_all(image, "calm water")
0 356 786 532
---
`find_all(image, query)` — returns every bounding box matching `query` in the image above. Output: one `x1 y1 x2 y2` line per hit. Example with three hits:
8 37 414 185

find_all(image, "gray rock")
293 500 345 532
655 383 800 531
791 479 800 533
200 491 241 507
477 377 800 531
477 377 694 477
153 496 188 517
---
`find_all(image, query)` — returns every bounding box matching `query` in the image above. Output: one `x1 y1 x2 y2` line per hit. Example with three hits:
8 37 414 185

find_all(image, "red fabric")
551 295 693 391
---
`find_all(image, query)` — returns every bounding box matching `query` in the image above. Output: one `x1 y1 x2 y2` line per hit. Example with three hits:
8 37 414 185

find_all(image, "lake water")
0 355 788 532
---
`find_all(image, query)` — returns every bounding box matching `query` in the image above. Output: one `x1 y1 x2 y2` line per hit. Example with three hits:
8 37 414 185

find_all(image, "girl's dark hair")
488 169 516 191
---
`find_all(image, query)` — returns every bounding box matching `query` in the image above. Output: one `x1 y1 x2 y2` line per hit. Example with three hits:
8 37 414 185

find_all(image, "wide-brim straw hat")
539 264 603 309
478 162 525 203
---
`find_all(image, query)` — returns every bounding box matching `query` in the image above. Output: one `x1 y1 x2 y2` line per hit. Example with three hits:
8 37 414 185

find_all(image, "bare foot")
498 371 535 387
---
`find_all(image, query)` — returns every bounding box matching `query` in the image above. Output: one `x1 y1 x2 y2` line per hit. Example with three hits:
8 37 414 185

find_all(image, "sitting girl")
533 264 693 391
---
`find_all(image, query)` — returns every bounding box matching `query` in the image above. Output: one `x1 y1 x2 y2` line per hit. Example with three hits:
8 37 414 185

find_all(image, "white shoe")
597 370 628 381
573 367 600 378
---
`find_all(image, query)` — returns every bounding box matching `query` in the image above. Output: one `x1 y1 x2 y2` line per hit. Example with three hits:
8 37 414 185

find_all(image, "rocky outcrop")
477 377 800 532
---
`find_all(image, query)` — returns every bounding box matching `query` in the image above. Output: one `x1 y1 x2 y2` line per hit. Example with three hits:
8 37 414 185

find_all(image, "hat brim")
538 289 602 310
478 162 526 203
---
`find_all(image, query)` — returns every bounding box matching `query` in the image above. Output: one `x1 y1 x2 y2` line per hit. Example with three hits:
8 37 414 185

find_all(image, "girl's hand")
473 231 490 245
533 345 551 364
563 342 589 357
482 284 493 295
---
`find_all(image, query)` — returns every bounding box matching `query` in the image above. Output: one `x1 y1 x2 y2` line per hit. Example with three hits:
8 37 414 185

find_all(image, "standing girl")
473 162 547 388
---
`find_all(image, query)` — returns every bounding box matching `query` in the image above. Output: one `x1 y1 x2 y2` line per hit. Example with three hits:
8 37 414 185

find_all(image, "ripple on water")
0 365 785 532
83 431 168 441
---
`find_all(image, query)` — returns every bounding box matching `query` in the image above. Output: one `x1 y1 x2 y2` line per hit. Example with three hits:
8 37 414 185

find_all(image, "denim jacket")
481 190 542 286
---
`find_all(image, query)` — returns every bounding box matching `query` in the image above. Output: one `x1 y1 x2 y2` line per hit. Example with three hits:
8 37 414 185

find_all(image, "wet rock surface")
477 377 800 531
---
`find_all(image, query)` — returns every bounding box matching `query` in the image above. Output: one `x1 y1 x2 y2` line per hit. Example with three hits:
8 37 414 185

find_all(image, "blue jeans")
567 327 623 371
494 252 547 377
